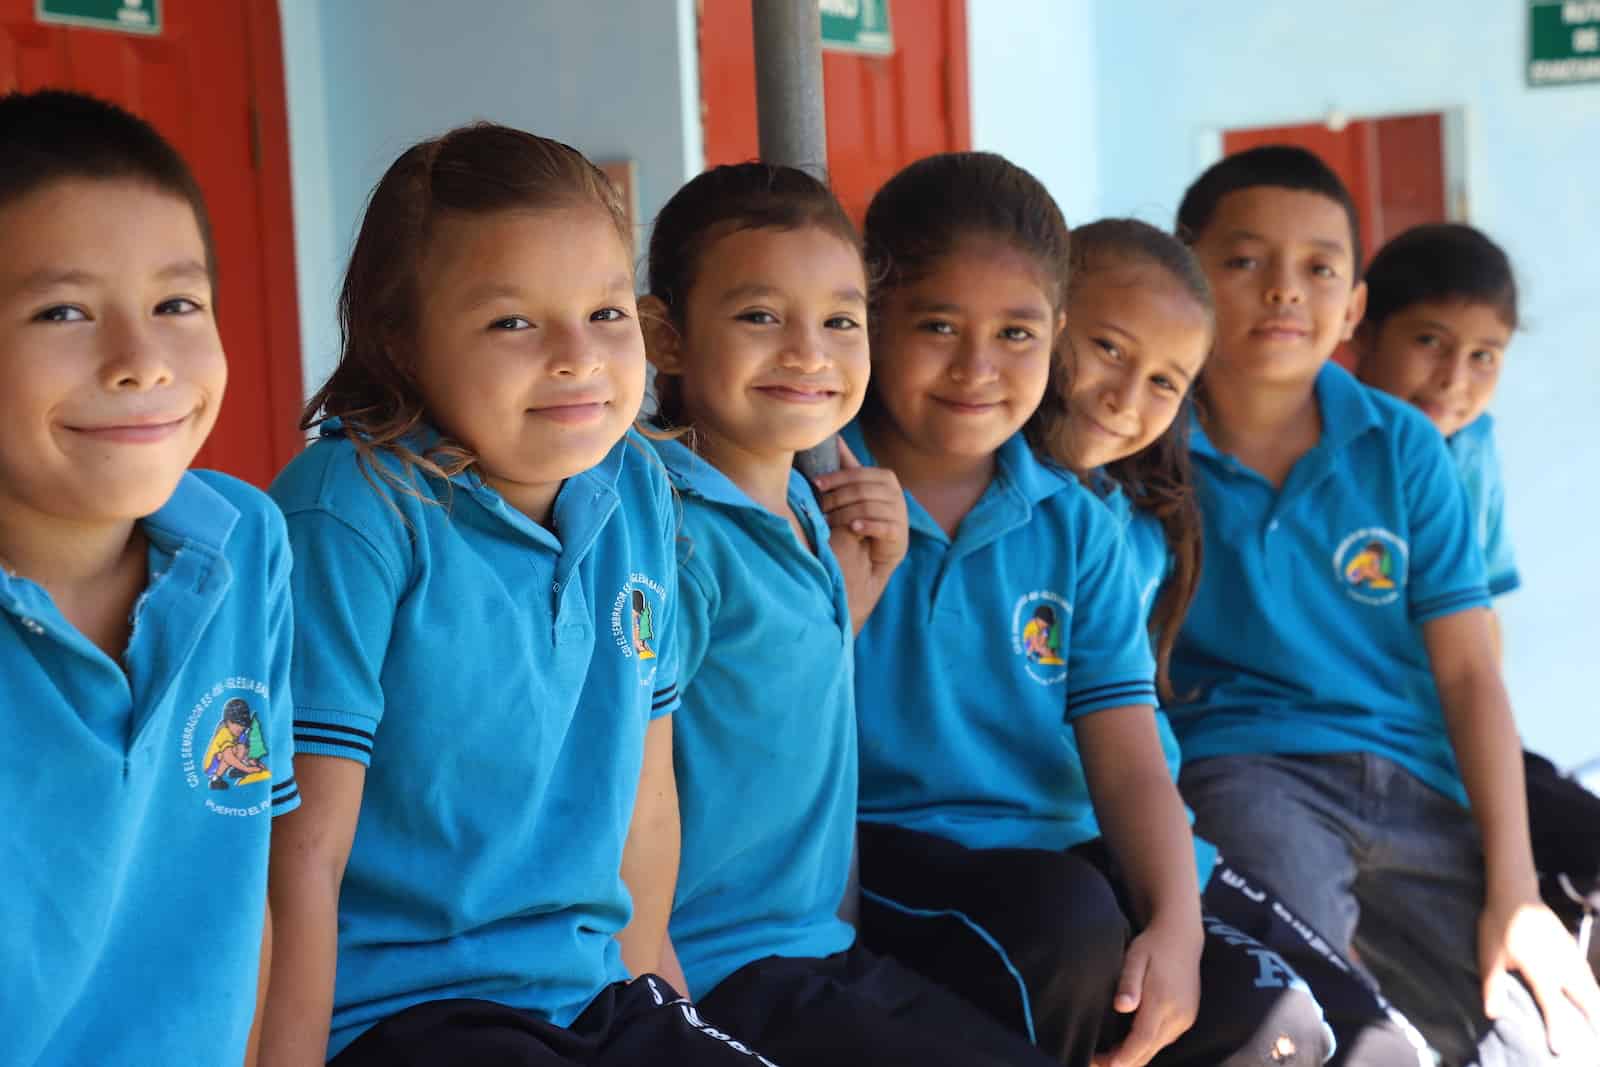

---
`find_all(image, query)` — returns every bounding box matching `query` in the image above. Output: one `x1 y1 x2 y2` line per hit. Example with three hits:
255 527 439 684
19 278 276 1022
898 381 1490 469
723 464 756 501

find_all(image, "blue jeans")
1180 752 1562 1067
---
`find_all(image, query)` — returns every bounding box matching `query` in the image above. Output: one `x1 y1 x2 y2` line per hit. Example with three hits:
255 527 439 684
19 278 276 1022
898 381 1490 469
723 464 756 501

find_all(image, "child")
640 161 1065 1066
259 123 774 1067
1353 224 1520 628
1168 145 1600 1066
1036 217 1431 1067
845 153 1330 1067
1353 223 1600 982
0 90 296 1065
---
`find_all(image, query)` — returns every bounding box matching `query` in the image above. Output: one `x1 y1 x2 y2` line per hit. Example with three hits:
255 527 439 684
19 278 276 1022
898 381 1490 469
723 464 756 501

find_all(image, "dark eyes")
34 298 204 323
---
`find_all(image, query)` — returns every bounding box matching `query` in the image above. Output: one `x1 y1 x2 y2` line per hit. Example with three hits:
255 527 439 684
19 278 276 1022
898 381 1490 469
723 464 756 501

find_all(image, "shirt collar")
652 434 828 539
1191 361 1380 460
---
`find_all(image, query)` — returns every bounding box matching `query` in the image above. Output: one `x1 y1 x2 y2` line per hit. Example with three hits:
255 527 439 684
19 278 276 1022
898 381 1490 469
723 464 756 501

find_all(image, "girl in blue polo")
1037 218 1431 1066
261 123 776 1067
637 161 1063 1067
845 154 1335 1067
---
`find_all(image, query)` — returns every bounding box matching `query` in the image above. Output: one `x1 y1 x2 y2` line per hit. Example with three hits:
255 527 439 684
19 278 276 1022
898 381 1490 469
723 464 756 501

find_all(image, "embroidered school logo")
1010 590 1072 685
178 677 275 817
611 573 667 685
1332 527 1409 606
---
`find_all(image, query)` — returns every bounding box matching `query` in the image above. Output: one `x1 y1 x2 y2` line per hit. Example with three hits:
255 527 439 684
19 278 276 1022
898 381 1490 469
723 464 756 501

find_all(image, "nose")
1102 367 1139 413
99 314 174 392
546 322 604 377
1435 345 1470 394
948 334 998 385
1263 260 1304 307
778 321 828 373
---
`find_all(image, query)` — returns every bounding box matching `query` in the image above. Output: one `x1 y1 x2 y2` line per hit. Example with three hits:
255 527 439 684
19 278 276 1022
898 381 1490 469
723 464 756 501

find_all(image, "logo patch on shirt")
179 677 273 817
1333 527 1409 606
611 573 666 686
1010 590 1072 685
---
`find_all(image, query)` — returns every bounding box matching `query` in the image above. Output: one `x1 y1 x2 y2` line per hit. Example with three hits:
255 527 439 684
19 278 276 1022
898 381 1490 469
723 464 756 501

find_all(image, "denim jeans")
1180 752 1564 1067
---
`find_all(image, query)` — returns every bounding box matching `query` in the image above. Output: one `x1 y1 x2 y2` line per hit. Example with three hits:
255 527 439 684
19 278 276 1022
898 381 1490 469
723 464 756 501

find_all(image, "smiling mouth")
753 384 840 404
1251 322 1310 341
528 400 610 424
64 415 191 444
933 396 1002 414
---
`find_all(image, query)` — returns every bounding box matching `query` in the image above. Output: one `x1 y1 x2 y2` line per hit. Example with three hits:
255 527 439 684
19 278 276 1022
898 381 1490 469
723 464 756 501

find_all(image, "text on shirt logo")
1331 527 1410 606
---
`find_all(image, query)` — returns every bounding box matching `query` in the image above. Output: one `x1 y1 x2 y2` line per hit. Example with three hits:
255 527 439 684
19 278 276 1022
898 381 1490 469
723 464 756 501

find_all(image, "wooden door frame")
246 1 305 460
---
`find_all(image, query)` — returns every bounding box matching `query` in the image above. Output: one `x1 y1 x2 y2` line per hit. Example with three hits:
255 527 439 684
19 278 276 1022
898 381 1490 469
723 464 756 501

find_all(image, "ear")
638 295 685 376
1339 279 1369 344
1053 308 1068 344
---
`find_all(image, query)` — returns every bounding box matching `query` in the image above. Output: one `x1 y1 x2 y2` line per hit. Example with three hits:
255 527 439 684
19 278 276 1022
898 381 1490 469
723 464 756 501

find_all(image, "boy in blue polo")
0 90 296 1066
1168 145 1599 1066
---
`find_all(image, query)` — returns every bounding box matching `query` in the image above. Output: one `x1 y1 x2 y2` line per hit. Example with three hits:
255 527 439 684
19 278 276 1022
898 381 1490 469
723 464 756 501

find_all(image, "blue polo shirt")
1095 481 1219 886
1 471 298 1067
1448 414 1520 597
271 425 680 1057
847 425 1158 852
1169 363 1490 805
654 439 857 996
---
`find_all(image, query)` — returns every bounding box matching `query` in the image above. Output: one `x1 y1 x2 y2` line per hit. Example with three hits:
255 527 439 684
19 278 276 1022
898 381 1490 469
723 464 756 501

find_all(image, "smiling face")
0 178 226 527
1356 300 1511 437
1057 261 1212 472
1189 186 1367 388
650 223 869 457
869 241 1062 464
411 206 646 520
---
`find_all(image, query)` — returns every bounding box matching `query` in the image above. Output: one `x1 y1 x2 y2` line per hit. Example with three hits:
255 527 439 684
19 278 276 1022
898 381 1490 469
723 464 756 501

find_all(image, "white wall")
967 0 1100 225
279 0 704 396
1090 0 1600 763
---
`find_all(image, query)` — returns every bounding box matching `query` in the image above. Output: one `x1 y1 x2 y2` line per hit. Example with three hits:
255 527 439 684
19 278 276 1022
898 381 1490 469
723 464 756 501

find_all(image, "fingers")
1115 943 1148 1016
1483 956 1509 1020
835 436 860 470
1105 1003 1167 1067
824 498 904 532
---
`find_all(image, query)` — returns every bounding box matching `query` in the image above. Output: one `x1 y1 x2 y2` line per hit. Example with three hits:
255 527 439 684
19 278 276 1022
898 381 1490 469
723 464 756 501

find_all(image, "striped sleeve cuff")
1065 678 1159 721
1488 571 1522 598
649 683 679 720
1410 584 1492 624
271 773 301 816
294 707 378 766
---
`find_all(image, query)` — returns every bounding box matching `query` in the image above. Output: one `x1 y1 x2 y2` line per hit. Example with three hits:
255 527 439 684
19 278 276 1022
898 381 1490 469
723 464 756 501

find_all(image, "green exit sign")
821 0 892 56
1529 0 1600 86
36 0 160 35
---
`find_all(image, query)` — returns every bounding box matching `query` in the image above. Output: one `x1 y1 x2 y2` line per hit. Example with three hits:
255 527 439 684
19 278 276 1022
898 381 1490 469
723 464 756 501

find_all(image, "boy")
1166 146 1598 1066
0 90 296 1065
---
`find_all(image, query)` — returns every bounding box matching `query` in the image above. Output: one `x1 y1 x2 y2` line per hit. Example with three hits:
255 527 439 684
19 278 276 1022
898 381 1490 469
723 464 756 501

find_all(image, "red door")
1224 113 1447 367
700 0 971 222
0 0 303 488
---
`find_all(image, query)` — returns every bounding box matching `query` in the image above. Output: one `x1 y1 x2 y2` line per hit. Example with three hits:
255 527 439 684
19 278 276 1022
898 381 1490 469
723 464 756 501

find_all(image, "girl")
843 155 1331 1067
640 160 1064 1067
259 124 774 1067
1036 218 1433 1067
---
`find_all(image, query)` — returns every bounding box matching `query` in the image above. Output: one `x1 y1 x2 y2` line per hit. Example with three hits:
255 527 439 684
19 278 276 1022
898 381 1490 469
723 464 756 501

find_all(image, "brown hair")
303 122 629 490
1026 218 1213 702
645 162 859 426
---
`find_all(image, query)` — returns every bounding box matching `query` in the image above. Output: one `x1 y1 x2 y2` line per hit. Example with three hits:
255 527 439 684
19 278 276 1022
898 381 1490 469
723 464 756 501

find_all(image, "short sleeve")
648 476 683 721
280 509 401 765
264 511 301 816
1479 433 1521 597
1404 422 1491 623
1065 503 1159 721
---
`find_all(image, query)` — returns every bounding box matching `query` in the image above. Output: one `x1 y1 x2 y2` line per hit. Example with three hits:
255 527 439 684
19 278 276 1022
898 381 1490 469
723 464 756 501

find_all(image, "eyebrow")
1411 318 1506 348
462 273 635 310
720 282 866 305
1225 228 1350 257
16 259 210 294
907 297 1049 322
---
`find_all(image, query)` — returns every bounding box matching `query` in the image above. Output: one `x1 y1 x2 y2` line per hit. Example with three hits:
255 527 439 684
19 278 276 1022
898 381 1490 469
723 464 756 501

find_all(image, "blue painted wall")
1089 0 1600 763
279 0 702 395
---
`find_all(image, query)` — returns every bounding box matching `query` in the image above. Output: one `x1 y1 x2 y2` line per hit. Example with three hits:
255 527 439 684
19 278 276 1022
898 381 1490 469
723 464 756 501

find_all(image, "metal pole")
751 0 829 178
751 0 841 480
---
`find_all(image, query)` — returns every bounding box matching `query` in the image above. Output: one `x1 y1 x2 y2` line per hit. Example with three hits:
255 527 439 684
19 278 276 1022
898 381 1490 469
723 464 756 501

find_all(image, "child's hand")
814 438 909 632
1092 917 1202 1067
1479 893 1600 1059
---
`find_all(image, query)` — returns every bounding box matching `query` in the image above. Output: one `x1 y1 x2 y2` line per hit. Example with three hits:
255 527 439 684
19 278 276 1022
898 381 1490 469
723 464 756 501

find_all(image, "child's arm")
1426 609 1600 1054
245 900 271 1067
1077 705 1203 1067
258 756 367 1067
617 715 688 993
815 439 909 632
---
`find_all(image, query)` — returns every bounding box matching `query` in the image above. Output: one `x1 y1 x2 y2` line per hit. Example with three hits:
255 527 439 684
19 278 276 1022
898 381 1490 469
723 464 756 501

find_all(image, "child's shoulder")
1342 369 1447 461
268 429 437 522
